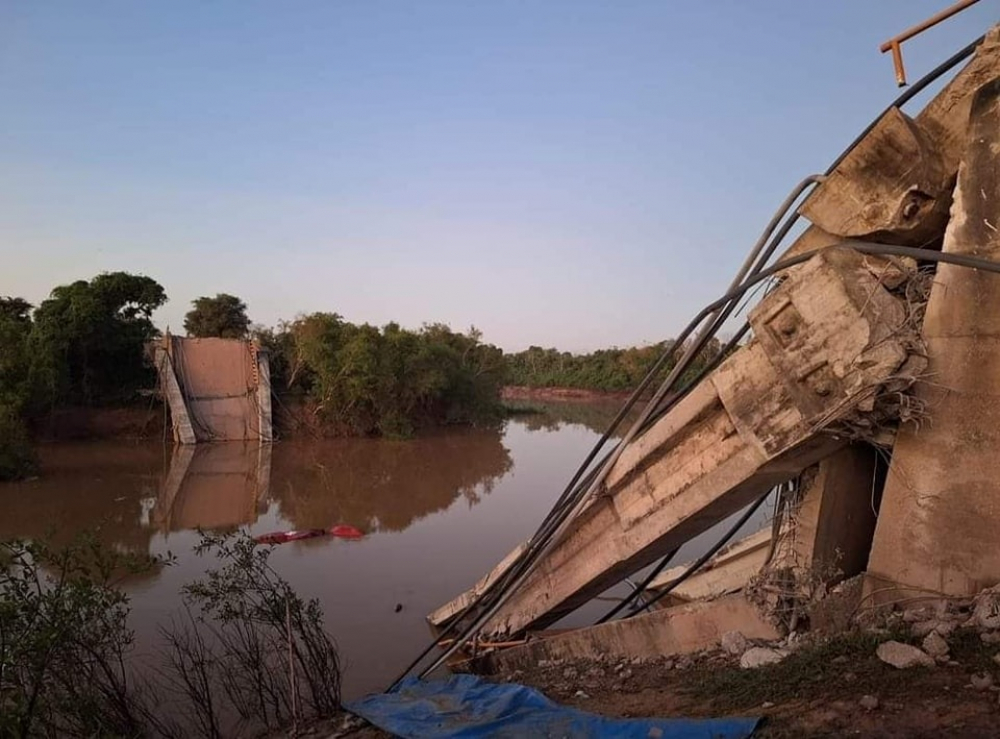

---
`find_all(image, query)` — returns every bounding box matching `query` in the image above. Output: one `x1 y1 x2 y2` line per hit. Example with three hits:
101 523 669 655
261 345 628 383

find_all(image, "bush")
0 406 38 482
0 536 165 737
162 531 342 735
274 315 505 437
0 532 343 738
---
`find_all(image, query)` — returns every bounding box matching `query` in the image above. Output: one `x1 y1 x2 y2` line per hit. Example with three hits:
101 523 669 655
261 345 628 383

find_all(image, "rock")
574 690 590 699
993 654 1000 667
562 667 578 680
902 606 934 623
859 695 879 711
619 668 633 680
832 655 849 664
662 659 675 670
676 656 693 670
970 673 994 691
585 667 604 679
936 620 957 636
911 620 940 638
721 631 748 656
973 586 1000 630
760 701 775 709
982 632 1000 645
922 631 950 659
740 647 787 669
876 641 935 669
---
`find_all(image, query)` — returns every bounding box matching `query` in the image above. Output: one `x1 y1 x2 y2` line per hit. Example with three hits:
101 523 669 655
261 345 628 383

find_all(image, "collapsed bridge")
413 24 1000 678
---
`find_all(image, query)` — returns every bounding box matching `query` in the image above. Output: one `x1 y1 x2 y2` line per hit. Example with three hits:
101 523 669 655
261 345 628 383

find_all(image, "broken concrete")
781 29 1000 260
739 647 787 669
876 641 935 669
435 249 924 639
429 24 1000 679
478 594 780 674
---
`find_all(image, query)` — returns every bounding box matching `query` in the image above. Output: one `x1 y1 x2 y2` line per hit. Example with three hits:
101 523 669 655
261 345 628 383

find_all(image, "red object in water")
254 529 326 545
330 524 365 540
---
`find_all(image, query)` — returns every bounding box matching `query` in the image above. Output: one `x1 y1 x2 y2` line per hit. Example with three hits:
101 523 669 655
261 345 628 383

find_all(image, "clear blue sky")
1 1 995 352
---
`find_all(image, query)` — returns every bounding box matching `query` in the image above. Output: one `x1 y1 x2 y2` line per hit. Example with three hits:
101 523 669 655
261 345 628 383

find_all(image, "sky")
1 1 996 352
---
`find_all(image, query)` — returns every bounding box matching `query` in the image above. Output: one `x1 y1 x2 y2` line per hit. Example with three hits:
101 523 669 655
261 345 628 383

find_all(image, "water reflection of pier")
153 443 271 531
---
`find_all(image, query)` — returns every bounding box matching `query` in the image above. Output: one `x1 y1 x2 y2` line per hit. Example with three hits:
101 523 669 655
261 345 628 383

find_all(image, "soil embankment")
29 405 163 442
337 627 1000 738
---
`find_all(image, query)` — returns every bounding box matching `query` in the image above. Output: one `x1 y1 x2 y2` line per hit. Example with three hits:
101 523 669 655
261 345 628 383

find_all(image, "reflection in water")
5 408 732 699
270 429 513 533
513 399 633 436
152 443 271 531
0 429 513 551
0 443 165 553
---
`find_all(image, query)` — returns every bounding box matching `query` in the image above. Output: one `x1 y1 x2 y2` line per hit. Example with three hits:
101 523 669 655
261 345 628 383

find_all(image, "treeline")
504 339 724 393
0 273 505 479
0 273 167 480
1 270 729 481
258 315 505 437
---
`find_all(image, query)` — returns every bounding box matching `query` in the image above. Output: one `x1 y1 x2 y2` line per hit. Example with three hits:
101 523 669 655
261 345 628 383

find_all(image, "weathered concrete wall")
866 76 1000 599
156 337 272 442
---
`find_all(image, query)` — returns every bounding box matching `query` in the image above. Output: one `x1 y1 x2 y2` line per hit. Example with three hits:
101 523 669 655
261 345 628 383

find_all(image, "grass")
679 627 916 711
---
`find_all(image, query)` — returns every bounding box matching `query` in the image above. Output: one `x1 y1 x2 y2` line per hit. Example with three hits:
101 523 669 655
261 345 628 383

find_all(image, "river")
0 401 770 702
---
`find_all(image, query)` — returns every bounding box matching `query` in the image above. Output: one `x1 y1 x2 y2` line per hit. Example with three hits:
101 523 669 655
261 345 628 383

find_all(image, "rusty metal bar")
880 0 981 86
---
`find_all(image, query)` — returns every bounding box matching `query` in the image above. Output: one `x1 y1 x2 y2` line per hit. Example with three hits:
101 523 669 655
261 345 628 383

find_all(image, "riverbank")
501 385 631 403
22 391 617 444
333 624 1000 738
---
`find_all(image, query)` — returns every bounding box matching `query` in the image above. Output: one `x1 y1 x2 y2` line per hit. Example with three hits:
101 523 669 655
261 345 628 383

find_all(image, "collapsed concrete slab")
474 594 780 675
782 29 1000 261
433 250 925 639
647 445 879 616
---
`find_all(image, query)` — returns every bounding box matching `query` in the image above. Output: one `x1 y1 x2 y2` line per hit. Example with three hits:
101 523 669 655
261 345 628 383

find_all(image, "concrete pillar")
785 445 880 580
645 445 879 611
256 348 273 443
154 344 197 445
866 77 1000 598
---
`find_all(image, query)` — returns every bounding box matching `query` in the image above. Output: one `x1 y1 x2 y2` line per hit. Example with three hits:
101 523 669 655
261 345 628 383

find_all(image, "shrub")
0 406 38 482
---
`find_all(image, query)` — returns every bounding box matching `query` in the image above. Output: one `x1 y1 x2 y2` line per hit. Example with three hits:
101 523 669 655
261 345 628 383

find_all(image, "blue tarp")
346 674 760 739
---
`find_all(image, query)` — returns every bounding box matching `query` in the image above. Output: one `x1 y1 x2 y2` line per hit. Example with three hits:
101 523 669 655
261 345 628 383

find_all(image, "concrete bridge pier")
866 76 1000 600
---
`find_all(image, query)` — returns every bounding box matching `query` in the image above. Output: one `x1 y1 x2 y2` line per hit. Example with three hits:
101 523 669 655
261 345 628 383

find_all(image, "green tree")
184 293 250 339
270 314 504 437
30 272 167 407
0 297 34 412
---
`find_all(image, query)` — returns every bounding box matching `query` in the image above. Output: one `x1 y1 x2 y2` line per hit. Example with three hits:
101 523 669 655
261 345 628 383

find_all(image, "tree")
0 297 34 412
184 293 250 339
30 272 167 406
268 314 504 436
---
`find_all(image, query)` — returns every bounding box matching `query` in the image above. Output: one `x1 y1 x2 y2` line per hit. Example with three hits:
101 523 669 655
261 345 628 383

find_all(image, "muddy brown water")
0 401 770 701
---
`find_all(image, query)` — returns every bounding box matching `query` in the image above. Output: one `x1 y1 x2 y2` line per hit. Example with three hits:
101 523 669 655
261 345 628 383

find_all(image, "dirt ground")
321 627 1000 738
